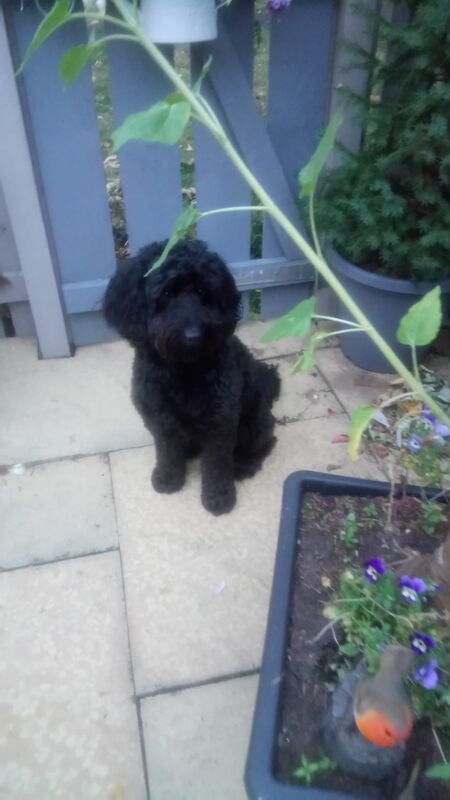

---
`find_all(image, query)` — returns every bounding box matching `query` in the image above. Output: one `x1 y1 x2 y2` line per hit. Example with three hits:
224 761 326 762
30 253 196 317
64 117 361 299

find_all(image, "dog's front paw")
202 483 236 515
152 465 185 494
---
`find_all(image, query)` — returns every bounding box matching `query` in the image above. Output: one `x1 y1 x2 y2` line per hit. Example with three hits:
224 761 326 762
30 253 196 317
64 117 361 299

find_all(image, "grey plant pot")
330 251 450 374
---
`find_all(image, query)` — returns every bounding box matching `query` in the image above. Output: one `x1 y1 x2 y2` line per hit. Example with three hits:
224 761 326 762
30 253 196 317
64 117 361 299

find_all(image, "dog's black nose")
184 326 201 343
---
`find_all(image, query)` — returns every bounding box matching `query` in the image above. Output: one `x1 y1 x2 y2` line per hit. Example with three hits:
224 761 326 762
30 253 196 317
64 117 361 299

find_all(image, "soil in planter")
276 492 450 799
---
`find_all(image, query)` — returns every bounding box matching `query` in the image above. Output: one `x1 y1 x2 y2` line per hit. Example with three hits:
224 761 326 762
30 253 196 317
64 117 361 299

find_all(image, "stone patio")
0 322 392 800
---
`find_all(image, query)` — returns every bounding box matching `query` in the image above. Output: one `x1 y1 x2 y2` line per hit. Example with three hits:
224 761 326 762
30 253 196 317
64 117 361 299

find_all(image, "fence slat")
9 3 115 287
191 0 254 261
107 39 183 254
1 5 72 357
263 0 337 257
261 284 310 320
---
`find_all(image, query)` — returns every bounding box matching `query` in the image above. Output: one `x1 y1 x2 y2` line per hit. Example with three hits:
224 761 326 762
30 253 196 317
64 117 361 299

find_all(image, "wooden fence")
0 0 367 357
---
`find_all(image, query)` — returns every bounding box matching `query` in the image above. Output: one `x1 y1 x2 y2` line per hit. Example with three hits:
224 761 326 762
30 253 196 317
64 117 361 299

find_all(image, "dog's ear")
103 256 148 344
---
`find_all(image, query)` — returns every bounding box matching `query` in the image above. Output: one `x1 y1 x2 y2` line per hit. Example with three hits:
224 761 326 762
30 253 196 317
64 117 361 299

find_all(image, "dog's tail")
256 360 281 407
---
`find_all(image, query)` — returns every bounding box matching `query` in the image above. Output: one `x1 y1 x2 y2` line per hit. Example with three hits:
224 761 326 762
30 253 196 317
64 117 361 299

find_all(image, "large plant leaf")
145 205 201 275
348 404 376 460
298 111 343 198
113 93 191 150
292 331 329 374
18 1 73 74
60 44 99 87
262 297 316 342
425 762 450 780
396 286 442 347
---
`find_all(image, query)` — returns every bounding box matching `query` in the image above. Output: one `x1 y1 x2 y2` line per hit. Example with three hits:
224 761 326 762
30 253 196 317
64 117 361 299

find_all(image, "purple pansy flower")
398 575 427 603
364 557 386 583
407 434 424 453
422 406 450 438
410 631 436 655
267 0 291 12
413 659 439 689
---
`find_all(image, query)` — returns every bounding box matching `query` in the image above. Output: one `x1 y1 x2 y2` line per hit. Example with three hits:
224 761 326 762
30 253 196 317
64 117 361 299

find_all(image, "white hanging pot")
140 0 218 44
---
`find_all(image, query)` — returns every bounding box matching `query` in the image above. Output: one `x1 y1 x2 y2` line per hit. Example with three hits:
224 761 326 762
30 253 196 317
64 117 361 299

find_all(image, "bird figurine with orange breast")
322 645 415 780
353 645 414 748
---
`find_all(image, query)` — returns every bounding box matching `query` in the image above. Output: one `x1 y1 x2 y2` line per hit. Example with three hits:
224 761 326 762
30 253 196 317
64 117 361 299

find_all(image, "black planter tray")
245 471 433 800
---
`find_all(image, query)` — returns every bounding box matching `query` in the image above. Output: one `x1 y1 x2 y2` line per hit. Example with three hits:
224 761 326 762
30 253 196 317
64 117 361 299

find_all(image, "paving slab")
110 417 381 695
0 338 149 465
316 346 392 416
141 675 257 800
0 454 117 569
0 552 146 800
271 355 343 424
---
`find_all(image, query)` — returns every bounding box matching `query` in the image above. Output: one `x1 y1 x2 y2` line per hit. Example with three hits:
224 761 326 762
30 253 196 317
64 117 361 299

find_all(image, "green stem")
107 0 450 429
201 206 267 217
313 314 362 328
92 34 139 46
411 344 420 382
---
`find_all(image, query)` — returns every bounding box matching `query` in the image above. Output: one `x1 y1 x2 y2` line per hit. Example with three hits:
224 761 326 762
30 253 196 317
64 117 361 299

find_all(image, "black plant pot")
245 471 432 800
330 251 450 374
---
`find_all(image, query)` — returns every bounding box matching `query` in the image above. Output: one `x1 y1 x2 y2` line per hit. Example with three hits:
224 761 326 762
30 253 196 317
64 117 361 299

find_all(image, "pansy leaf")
262 297 316 342
60 44 99 87
18 0 73 74
145 205 201 274
396 286 442 347
292 330 329 374
113 92 191 150
425 762 450 780
298 111 343 198
348 404 377 460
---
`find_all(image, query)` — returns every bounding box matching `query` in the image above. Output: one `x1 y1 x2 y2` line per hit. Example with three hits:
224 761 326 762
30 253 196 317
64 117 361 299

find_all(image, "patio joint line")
137 667 261 701
107 453 151 800
0 441 154 472
0 546 119 574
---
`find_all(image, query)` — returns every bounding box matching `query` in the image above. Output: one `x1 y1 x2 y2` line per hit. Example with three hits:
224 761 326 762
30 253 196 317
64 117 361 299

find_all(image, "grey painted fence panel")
202 24 300 260
10 3 116 286
1 4 71 357
107 39 183 254
192 0 253 261
263 0 337 258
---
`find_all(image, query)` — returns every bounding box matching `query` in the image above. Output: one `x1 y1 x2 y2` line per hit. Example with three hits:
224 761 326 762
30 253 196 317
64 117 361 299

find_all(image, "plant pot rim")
330 249 450 296
245 470 439 800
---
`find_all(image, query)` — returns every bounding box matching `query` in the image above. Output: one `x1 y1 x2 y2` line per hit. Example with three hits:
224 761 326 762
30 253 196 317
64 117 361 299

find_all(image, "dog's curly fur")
104 239 280 515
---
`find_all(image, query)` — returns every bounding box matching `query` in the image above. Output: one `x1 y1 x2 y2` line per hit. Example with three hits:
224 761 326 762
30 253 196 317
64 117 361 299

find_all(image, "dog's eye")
196 287 203 296
163 289 170 297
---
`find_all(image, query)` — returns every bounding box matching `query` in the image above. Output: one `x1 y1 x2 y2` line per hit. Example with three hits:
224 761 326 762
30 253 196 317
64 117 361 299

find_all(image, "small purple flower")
407 434 424 453
413 659 439 689
364 557 386 583
267 0 291 12
422 406 450 438
410 631 436 655
398 575 427 603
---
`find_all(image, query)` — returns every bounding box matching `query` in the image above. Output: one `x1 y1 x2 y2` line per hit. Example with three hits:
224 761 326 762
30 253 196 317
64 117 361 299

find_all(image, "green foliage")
348 404 376 460
422 500 446 535
261 297 315 342
144 205 201 274
328 566 450 734
60 44 100 87
298 112 343 198
292 331 329 374
426 762 450 780
292 753 336 786
340 511 361 549
18 0 72 74
397 287 442 347
315 0 450 281
112 93 191 149
363 502 378 519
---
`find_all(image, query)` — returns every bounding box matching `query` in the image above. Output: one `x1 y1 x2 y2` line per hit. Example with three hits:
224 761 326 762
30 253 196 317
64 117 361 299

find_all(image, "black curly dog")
104 239 280 515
